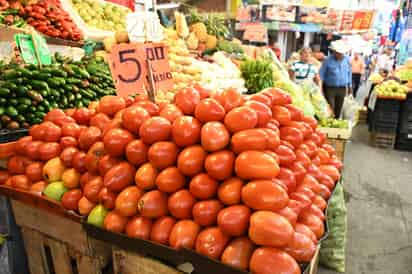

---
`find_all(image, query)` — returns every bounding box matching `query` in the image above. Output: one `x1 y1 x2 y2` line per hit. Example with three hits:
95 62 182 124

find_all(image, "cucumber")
9 99 18 106
31 80 50 92
0 107 4 116
0 88 10 96
6 106 18 117
37 72 52 81
16 86 28 96
17 98 31 106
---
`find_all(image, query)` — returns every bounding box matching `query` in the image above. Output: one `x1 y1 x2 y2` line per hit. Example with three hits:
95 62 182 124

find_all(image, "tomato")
78 196 95 216
279 126 304 149
263 128 280 151
99 96 126 117
98 187 116 210
150 216 176 245
301 116 318 130
155 167 185 193
289 193 311 212
317 148 331 165
148 141 178 170
217 177 243 205
134 93 149 102
84 142 105 173
312 195 327 211
204 150 235 180
303 140 319 158
192 200 223 226
224 106 258 133
72 151 87 173
290 161 306 184
319 165 341 181
121 106 150 135
60 137 78 149
243 100 272 127
277 168 297 194
168 189 196 219
189 173 218 200
235 151 279 180
221 237 255 271
193 84 211 99
308 131 324 146
299 214 324 239
276 206 298 227
265 118 280 130
39 142 61 161
61 189 83 211
30 124 46 141
64 108 76 117
40 122 61 142
138 190 168 218
169 220 200 250
297 187 316 202
241 180 289 211
177 145 206 176
329 156 343 170
25 162 43 182
249 93 272 106
15 136 32 155
265 88 292 105
217 205 251 237
121 141 146 167
104 162 135 193
216 88 244 112
11 175 31 190
104 211 128 233
302 204 325 221
132 100 160 116
250 247 301 274
174 88 200 115
194 98 225 123
139 117 171 145
78 126 101 151
134 163 158 190
298 174 321 194
249 211 294 247
231 129 268 154
44 109 66 123
321 143 336 156
272 105 292 126
317 172 335 190
29 181 46 196
115 186 143 217
103 128 134 157
72 108 92 125
283 231 316 262
195 227 230 259
0 171 9 185
126 216 152 239
159 104 183 122
284 104 304 121
295 223 317 244
90 113 111 131
8 155 31 174
172 116 201 147
83 176 103 203
275 145 296 167
201 121 230 152
98 155 121 177
79 172 97 189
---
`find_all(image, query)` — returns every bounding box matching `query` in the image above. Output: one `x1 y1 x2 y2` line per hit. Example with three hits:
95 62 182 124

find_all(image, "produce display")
240 58 274 94
374 80 409 99
319 119 349 129
368 73 383 84
0 3 25 27
1 84 343 273
0 53 115 129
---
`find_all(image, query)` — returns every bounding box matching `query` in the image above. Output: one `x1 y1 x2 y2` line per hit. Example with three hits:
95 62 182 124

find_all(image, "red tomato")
169 220 200 250
321 143 336 156
205 150 235 180
317 148 331 165
312 195 327 211
150 216 176 245
83 176 104 203
148 141 178 170
329 156 343 170
201 121 230 152
216 88 244 112
171 116 201 147
138 190 168 218
133 100 160 116
303 140 319 158
72 108 92 125
235 151 279 180
99 96 126 117
299 214 324 239
298 174 321 194
41 122 62 142
139 117 171 145
173 88 200 115
272 105 292 126
189 173 218 200
275 145 296 167
60 137 78 149
115 186 143 217
78 196 95 216
265 88 292 105
60 147 78 168
98 187 116 210
249 93 272 106
301 116 318 130
290 161 306 184
263 128 281 151
155 167 185 193
317 172 335 190
317 183 331 200
276 206 298 227
250 247 300 274
61 189 83 211
295 223 317 244
126 216 152 239
30 124 46 141
319 165 341 181
134 93 148 102
224 106 258 133
231 129 268 154
194 98 226 122
283 232 316 263
192 200 223 226
241 180 289 211
302 204 325 221
125 140 148 166
29 181 46 196
71 151 87 173
280 126 304 149
25 162 43 182
243 100 272 127
177 145 206 176
39 142 61 161
297 187 316 202
278 167 297 194
84 142 105 173
284 104 304 121
15 136 32 155
289 193 311 212
10 175 31 190
160 104 183 122
221 237 255 271
104 162 135 193
44 109 66 122
135 163 158 190
89 113 111 131
195 227 230 259
217 177 243 205
168 189 196 219
98 155 121 177
193 84 211 99
103 128 134 157
78 126 102 151
217 205 251 237
121 106 150 135
104 211 129 233
249 211 294 247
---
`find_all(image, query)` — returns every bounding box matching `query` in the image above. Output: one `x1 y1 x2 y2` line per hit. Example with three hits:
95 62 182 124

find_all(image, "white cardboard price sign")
126 11 164 43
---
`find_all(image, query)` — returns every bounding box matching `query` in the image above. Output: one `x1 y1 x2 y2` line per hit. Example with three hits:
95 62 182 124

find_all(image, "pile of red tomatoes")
1 86 342 274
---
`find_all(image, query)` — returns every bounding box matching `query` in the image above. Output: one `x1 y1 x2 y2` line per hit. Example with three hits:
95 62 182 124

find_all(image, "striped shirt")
291 61 318 84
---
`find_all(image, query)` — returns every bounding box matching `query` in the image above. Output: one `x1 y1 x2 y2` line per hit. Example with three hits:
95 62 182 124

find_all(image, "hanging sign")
126 11 164 43
236 7 251 22
339 10 355 32
14 33 51 65
353 10 375 30
243 23 268 43
108 42 173 98
105 0 134 11
263 5 297 22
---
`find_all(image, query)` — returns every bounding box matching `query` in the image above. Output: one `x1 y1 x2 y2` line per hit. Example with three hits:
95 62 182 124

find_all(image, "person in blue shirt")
319 41 352 118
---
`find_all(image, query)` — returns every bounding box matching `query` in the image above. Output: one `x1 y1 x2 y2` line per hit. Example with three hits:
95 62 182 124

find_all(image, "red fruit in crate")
125 140 148 166
189 173 218 200
103 128 134 157
133 100 160 116
78 197 95 216
122 106 150 135
44 109 66 123
78 126 102 150
243 100 272 127
295 223 318 244
235 151 279 180
283 232 316 263
276 206 298 227
201 121 230 152
84 176 104 203
217 205 251 237
248 93 272 106
285 104 304 121
172 116 201 147
249 247 300 274
0 171 9 185
266 88 292 105
98 155 121 177
15 136 32 155
192 200 223 226
104 211 128 233
60 147 79 168
319 165 341 181
174 87 200 115
205 150 234 180
169 220 200 249
73 108 92 125
224 106 258 133
30 124 46 140
150 216 176 245
277 168 297 194
29 181 47 196
139 117 171 145
159 104 183 122
126 216 152 239
135 163 158 190
241 180 289 211
25 162 43 182
275 145 296 167
138 190 168 218
177 145 206 176
60 137 78 149
80 172 97 188
216 88 244 112
114 109 125 120
98 187 117 210
104 162 135 193
272 106 292 126
99 96 126 117
72 151 87 173
194 98 225 123
155 167 185 193
11 175 31 190
302 116 318 130
115 186 143 217
195 227 230 259
217 177 243 205
8 156 31 174
280 126 304 149
39 142 61 161
85 142 105 173
263 128 280 151
299 214 325 239
148 141 178 170
62 189 83 211
89 113 111 131
231 129 268 154
312 195 327 211
221 237 255 271
41 122 61 142
168 189 196 219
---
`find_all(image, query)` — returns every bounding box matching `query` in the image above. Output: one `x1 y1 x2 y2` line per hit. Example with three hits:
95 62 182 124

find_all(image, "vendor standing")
289 47 321 86
319 41 352 118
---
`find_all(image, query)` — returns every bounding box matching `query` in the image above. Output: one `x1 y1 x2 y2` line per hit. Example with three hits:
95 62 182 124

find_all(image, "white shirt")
375 54 393 72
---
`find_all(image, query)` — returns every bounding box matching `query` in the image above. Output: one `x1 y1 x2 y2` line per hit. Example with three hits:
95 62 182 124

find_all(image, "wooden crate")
358 108 368 124
319 127 352 139
370 132 396 149
10 200 111 274
327 138 346 162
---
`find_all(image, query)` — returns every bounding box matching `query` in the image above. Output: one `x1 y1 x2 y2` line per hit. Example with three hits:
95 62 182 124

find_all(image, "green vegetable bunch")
319 118 349 129
240 58 274 94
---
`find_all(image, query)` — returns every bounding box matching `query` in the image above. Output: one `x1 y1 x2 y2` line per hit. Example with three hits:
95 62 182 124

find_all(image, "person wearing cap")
351 51 365 98
319 41 352 118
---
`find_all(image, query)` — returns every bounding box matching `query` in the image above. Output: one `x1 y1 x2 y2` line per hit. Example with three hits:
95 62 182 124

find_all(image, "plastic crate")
370 131 396 149
0 129 28 144
395 133 412 151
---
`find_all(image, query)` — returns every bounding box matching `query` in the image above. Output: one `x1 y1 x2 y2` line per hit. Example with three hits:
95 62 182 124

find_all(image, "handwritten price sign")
108 43 173 98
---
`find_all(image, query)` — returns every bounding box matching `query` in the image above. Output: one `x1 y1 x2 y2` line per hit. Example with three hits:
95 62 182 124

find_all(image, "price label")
108 43 173 98
126 11 164 43
243 23 268 43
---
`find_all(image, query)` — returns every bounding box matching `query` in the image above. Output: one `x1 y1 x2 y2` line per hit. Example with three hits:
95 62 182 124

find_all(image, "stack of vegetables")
0 54 115 129
2 85 342 274
0 1 26 28
374 80 409 100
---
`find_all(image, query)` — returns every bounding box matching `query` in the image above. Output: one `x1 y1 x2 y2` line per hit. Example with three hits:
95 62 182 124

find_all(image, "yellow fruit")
62 168 80 189
186 32 199 50
43 158 65 183
206 35 217 49
175 11 189 38
104 36 117 52
191 22 207 42
115 31 129 43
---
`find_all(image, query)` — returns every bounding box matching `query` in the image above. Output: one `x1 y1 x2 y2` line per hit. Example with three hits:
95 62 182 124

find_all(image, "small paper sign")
126 12 164 43
243 23 268 43
14 33 51 65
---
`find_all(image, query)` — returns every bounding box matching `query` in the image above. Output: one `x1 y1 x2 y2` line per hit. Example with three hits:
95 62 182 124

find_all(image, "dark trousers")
324 87 346 118
352 73 362 98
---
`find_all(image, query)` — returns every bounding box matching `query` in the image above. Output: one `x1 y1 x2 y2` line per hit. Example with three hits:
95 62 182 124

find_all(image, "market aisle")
319 125 412 274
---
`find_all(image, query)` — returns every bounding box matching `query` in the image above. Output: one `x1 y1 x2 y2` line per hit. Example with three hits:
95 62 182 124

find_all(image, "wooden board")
327 138 346 162
319 127 352 139
370 132 396 149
